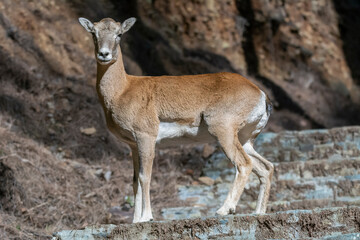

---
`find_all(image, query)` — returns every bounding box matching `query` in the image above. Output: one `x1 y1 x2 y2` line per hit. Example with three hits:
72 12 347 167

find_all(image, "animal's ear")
78 17 95 33
121 17 136 34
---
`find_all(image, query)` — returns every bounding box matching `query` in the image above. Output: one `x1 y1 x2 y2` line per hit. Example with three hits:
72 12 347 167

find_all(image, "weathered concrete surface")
53 225 117 240
253 126 360 162
53 206 360 240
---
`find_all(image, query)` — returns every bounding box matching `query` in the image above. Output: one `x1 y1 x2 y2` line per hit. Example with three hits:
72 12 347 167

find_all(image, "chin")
97 59 115 65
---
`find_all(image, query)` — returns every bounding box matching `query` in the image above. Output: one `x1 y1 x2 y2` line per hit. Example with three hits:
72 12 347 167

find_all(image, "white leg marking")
243 141 273 214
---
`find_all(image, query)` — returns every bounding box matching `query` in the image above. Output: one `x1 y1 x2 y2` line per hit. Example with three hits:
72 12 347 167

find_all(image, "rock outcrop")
136 0 360 128
0 0 359 133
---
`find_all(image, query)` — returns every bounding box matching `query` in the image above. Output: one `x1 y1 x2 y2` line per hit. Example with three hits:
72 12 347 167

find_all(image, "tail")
265 95 273 116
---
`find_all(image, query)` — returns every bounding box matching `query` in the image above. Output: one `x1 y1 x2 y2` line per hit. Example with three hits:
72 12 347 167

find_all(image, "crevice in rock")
235 0 258 76
333 0 360 85
236 0 323 128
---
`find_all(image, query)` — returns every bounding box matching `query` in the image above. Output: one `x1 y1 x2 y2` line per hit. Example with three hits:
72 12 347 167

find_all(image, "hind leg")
208 125 253 215
243 141 274 214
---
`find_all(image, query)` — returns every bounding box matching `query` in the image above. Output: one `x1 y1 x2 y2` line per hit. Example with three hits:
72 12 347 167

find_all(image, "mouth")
97 58 112 64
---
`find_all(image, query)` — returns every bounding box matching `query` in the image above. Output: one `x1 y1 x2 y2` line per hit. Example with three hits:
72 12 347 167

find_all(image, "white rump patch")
247 91 266 123
244 91 269 137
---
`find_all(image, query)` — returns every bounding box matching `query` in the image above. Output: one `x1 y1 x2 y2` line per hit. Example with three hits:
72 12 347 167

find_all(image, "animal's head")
78 17 136 65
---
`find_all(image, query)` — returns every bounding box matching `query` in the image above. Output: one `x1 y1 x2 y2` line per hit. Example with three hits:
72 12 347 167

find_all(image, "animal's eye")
117 34 122 38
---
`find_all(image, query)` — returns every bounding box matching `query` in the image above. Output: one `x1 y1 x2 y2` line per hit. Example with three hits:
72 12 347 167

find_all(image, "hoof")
216 208 228 216
136 216 154 223
254 210 266 215
216 206 235 216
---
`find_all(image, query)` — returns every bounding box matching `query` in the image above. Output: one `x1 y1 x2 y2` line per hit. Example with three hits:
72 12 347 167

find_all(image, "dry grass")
0 113 207 239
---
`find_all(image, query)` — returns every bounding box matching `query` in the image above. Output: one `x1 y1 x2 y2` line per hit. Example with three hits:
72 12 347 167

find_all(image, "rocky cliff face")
239 0 360 126
0 0 359 134
136 0 360 129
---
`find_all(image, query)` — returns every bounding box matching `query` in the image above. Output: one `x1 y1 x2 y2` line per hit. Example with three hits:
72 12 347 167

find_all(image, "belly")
156 122 216 147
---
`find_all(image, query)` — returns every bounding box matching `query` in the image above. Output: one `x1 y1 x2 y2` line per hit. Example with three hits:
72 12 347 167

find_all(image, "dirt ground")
0 112 215 239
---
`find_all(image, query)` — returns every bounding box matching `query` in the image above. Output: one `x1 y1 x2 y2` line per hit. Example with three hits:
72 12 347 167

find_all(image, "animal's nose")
99 49 110 58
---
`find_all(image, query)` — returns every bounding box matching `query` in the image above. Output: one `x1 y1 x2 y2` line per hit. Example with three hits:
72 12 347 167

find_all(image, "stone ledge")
53 206 360 240
254 126 360 162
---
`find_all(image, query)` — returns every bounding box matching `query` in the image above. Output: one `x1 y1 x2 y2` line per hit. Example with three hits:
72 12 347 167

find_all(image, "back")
127 72 261 122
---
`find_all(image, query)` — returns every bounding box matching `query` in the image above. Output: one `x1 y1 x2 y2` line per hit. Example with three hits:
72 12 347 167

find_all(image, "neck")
96 46 127 107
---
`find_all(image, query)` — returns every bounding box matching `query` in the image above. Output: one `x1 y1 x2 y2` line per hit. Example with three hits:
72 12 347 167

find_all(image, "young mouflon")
78 17 273 223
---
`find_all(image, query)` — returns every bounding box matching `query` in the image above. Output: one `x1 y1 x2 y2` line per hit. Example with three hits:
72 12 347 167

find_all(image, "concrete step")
247 197 360 214
161 196 360 220
273 157 360 181
53 206 360 240
261 175 359 202
196 158 360 202
203 156 360 181
253 126 360 162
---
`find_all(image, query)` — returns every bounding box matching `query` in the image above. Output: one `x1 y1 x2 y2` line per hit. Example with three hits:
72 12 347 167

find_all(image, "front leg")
130 146 142 223
135 132 156 222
